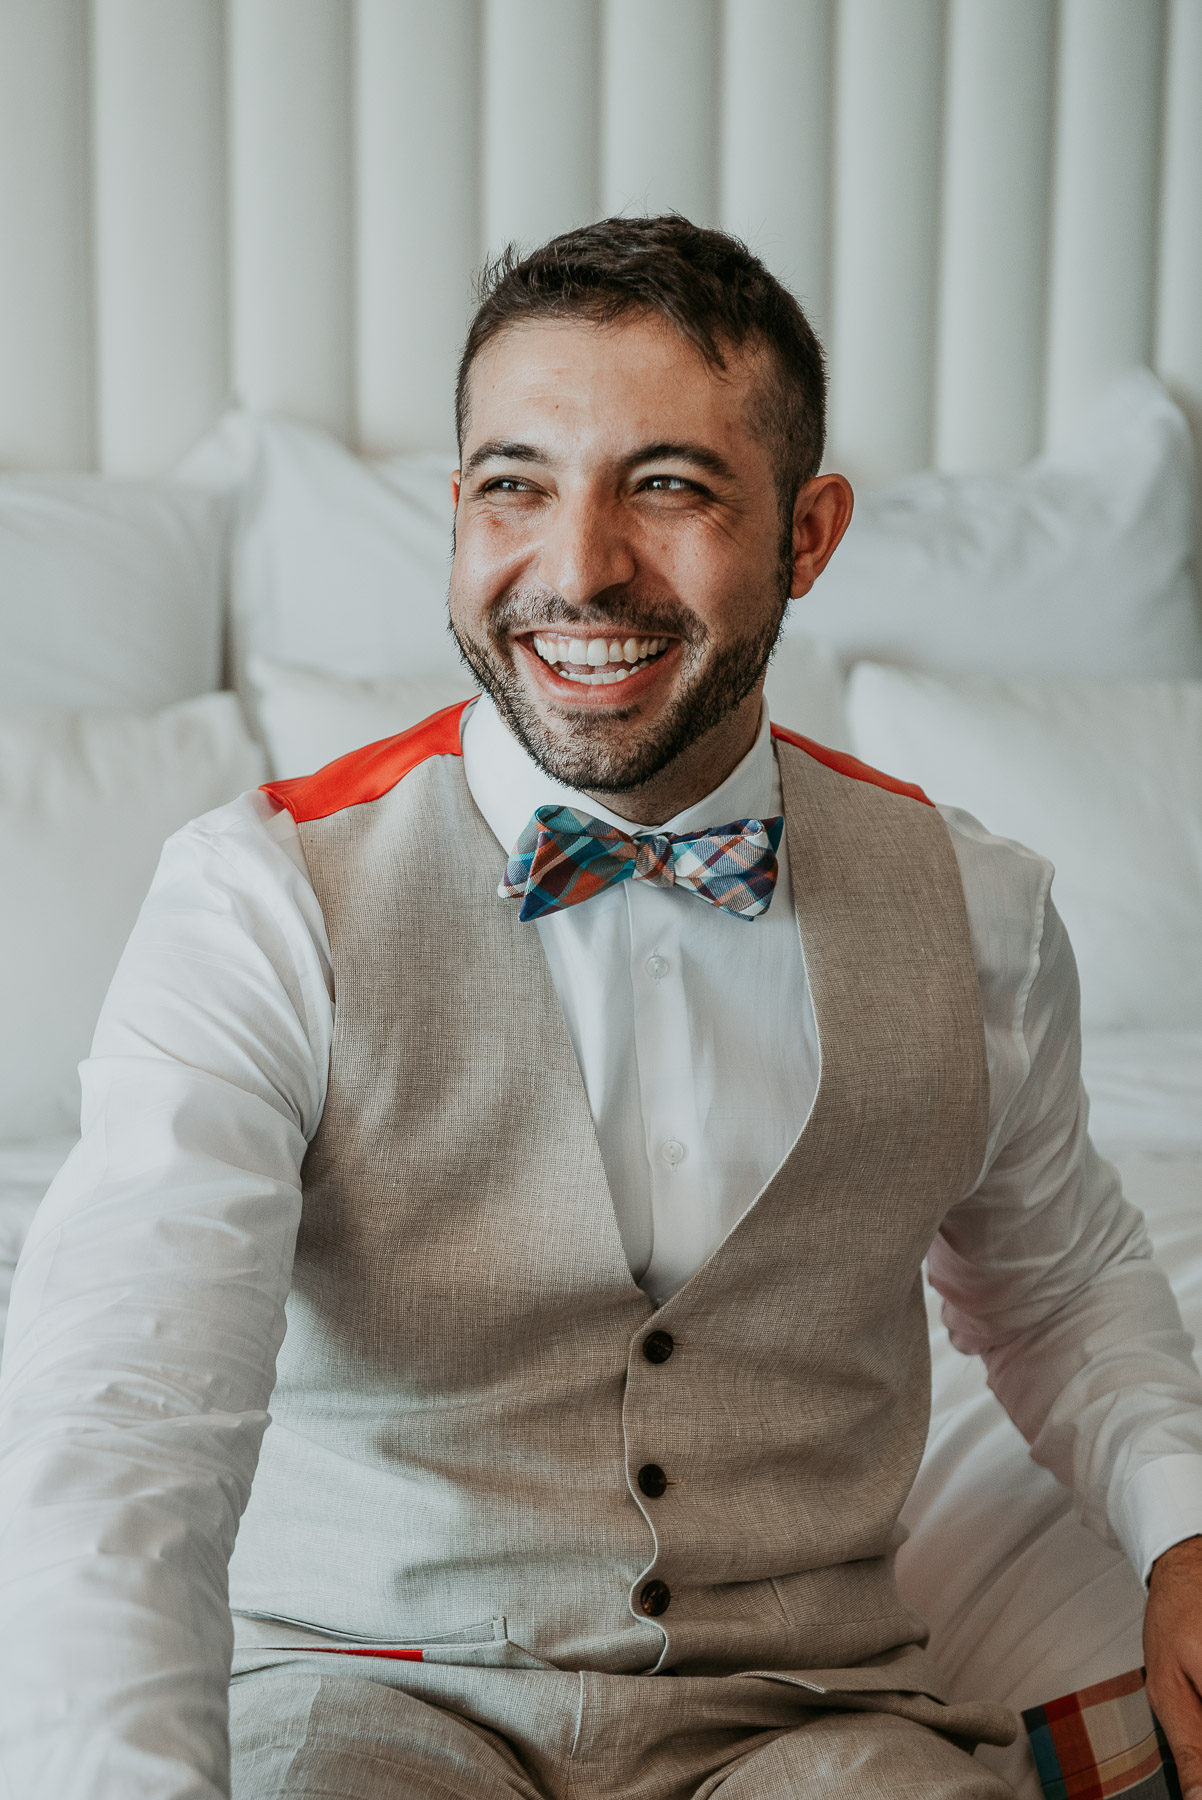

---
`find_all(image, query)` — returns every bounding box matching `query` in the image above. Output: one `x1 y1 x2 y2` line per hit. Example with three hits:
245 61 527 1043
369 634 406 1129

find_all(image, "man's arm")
929 809 1202 1780
0 794 331 1799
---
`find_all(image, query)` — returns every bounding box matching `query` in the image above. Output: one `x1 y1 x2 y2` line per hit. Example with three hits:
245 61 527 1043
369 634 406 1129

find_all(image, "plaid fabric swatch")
1023 1668 1182 1799
499 805 785 924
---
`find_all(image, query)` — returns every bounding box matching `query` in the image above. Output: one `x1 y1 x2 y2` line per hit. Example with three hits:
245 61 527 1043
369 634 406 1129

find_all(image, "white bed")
0 1140 76 1350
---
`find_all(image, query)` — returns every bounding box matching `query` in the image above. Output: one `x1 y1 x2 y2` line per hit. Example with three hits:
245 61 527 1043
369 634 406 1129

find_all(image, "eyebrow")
462 438 738 483
462 439 546 476
627 441 738 483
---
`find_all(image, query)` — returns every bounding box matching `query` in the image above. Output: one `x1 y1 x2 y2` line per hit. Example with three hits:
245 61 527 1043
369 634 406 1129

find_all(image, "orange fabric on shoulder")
261 701 930 826
769 722 932 808
261 700 471 824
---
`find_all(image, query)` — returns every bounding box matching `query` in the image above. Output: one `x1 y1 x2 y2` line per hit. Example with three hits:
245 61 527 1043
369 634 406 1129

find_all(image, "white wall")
0 0 1199 489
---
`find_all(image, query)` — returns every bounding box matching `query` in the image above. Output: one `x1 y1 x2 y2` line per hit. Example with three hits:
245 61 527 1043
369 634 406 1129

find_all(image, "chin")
505 698 695 795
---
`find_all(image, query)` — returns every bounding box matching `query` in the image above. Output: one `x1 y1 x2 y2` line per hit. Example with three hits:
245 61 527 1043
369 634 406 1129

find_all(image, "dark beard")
451 580 789 794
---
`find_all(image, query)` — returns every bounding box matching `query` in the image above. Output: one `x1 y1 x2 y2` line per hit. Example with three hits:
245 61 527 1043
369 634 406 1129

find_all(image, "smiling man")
3 216 1202 1800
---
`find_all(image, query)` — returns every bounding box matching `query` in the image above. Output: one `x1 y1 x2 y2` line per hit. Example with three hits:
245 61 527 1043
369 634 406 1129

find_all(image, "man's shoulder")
936 802 1056 1001
261 701 471 826
769 722 933 808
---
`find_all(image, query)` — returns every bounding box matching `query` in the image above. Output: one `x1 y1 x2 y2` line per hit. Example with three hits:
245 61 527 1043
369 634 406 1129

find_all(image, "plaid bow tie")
499 805 785 924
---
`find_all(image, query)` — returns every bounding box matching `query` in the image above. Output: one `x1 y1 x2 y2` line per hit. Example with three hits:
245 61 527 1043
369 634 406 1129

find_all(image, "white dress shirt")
464 696 817 1301
2 694 1202 1800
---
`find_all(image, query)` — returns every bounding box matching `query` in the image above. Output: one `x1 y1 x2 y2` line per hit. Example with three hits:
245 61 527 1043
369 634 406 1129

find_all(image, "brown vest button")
643 1331 674 1364
637 1463 668 1498
639 1579 671 1616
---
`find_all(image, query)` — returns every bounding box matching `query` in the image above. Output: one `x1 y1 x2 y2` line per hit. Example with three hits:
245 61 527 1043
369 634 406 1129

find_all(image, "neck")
581 687 765 825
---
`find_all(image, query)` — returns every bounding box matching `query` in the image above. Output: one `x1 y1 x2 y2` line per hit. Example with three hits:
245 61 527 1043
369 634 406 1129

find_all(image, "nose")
535 487 637 606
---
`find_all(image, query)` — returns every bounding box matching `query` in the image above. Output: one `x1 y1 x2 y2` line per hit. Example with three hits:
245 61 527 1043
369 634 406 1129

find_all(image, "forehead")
461 314 763 456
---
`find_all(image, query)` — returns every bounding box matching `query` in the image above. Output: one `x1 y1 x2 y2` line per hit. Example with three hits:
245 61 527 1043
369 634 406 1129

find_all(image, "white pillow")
180 412 459 705
846 666 1202 1031
793 369 1202 679
0 694 267 1139
763 633 850 750
0 475 227 709
249 654 477 778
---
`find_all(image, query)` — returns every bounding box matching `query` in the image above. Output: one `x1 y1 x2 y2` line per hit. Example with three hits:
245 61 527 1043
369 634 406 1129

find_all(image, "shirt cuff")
1116 1454 1202 1585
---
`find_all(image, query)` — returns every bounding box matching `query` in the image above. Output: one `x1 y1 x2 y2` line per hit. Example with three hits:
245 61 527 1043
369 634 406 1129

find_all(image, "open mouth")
528 633 671 688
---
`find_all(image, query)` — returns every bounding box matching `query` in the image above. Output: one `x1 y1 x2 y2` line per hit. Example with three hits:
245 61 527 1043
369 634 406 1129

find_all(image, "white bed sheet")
0 1138 76 1352
0 1031 1198 1794
1081 1029 1202 1158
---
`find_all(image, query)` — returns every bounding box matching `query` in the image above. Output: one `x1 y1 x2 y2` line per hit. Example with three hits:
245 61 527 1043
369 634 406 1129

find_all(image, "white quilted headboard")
0 0 1199 490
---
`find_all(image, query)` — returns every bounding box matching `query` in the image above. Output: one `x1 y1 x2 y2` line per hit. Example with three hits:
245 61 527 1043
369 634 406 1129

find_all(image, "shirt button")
640 1579 671 1617
643 1331 674 1364
661 1139 685 1169
646 952 669 980
637 1463 669 1498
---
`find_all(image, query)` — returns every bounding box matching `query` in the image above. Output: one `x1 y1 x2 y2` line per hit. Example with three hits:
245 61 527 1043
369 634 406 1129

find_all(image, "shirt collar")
461 692 781 856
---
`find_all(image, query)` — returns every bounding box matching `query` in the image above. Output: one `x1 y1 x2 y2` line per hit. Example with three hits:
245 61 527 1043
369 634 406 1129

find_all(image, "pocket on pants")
231 1610 553 1672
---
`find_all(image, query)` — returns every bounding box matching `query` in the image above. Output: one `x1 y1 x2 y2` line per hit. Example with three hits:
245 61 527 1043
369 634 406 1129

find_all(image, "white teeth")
559 665 638 685
530 633 669 674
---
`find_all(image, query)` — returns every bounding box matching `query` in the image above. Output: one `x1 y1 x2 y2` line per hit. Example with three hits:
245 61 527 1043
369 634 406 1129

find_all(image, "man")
2 216 1202 1799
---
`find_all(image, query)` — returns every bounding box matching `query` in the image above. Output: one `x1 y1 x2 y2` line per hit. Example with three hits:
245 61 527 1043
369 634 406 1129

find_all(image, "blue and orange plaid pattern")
499 805 785 924
1023 1668 1182 1799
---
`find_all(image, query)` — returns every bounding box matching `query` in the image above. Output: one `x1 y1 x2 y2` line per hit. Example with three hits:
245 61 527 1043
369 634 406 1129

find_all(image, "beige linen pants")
230 1656 1015 1799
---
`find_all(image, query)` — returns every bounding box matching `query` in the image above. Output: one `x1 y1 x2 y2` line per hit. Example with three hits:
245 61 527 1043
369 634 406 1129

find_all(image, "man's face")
448 313 794 794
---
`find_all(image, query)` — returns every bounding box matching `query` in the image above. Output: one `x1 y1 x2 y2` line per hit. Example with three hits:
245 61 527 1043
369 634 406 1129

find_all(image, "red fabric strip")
303 1646 425 1662
260 702 931 826
770 722 932 808
262 700 471 824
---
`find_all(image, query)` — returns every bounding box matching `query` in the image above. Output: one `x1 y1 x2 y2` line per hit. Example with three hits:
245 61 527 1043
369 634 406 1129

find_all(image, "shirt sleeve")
929 805 1202 1583
0 791 332 1800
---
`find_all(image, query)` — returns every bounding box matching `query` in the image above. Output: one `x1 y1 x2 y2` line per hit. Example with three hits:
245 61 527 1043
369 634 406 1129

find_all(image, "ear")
451 470 462 510
789 474 853 599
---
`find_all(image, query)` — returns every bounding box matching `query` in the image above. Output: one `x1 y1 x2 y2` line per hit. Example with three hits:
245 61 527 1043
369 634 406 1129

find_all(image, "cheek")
456 511 540 598
450 519 517 615
650 523 769 628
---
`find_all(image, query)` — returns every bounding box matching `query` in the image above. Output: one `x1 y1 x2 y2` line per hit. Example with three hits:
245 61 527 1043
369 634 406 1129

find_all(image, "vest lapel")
644 739 989 1318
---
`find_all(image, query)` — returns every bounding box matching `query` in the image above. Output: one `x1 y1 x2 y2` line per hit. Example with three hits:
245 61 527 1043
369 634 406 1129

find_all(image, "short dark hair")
455 214 827 519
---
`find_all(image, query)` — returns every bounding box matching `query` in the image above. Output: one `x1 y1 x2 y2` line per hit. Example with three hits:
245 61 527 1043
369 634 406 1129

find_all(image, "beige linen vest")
229 723 988 1693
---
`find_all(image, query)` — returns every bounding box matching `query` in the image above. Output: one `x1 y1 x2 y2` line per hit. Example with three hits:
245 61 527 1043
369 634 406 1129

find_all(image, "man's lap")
229 1657 1014 1799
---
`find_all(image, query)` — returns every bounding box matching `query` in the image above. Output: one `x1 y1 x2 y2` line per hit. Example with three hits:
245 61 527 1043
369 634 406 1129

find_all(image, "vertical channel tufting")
355 0 480 454
228 0 354 441
91 0 227 474
827 0 946 484
482 0 597 259
1156 0 1202 530
719 0 835 343
600 0 720 225
0 0 92 471
934 0 1055 472
1044 0 1166 444
0 0 1193 482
